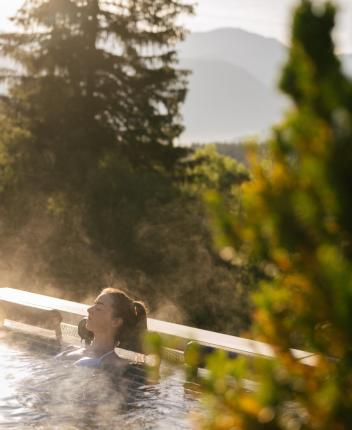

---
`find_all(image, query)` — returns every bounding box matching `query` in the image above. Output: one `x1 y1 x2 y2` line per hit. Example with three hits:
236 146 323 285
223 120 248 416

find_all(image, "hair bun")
102 288 147 352
133 301 147 328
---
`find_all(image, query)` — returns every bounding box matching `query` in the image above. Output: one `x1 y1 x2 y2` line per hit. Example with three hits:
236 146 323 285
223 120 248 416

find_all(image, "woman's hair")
102 288 147 353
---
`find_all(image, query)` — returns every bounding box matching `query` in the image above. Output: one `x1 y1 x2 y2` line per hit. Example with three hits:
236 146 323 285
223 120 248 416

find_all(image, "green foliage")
0 0 194 296
0 108 30 193
199 1 352 429
182 145 249 194
109 146 253 335
192 142 269 167
0 0 254 335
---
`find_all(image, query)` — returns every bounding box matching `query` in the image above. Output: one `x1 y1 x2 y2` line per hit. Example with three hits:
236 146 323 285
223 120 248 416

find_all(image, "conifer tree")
0 0 193 195
0 0 193 291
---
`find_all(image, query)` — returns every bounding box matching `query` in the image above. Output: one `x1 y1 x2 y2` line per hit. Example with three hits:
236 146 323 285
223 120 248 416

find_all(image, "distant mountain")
178 29 352 144
178 28 289 143
180 58 284 143
178 28 287 89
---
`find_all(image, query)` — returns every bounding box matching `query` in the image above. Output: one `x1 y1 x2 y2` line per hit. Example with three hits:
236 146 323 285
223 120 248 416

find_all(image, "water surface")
0 331 197 429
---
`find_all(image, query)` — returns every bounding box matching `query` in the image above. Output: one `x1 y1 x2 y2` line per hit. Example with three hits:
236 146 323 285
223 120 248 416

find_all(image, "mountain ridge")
178 27 288 142
179 57 284 143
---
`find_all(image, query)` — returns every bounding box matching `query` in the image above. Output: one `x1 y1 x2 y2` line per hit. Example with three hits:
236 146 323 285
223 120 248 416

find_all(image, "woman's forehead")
95 293 113 306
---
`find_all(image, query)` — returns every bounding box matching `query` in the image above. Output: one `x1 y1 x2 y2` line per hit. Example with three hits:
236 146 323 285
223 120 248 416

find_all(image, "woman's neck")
90 333 115 356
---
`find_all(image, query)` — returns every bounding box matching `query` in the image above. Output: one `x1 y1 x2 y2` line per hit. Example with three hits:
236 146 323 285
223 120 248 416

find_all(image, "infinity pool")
0 331 198 429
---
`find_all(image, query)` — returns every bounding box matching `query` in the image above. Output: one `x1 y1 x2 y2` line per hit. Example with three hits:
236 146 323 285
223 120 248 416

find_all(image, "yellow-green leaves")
199 1 352 429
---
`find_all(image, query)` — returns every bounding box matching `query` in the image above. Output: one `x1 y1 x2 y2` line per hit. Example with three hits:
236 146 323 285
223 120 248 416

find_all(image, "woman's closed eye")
94 301 105 308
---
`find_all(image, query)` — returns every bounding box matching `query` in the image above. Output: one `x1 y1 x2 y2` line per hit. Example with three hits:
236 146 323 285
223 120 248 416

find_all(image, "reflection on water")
0 333 197 429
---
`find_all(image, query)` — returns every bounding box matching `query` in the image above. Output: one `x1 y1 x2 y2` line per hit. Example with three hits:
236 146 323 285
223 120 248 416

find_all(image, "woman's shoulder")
100 350 127 368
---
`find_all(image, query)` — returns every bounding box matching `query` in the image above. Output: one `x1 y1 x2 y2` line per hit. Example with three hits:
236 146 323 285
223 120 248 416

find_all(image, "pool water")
0 331 198 429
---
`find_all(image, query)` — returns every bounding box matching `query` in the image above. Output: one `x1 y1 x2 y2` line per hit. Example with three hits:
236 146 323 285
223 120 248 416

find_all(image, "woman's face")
86 293 121 334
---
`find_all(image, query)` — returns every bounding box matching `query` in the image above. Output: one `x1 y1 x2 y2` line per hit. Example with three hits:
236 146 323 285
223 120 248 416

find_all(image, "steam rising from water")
0 192 250 336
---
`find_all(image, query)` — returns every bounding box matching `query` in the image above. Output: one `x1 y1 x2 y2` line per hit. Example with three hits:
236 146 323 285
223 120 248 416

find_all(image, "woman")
57 288 147 369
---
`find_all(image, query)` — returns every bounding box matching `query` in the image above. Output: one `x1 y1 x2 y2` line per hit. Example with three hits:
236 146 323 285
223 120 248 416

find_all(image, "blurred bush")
199 1 352 428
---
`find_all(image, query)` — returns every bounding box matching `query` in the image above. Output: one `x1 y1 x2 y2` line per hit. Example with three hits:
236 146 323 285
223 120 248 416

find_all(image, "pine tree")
0 0 193 292
0 0 193 195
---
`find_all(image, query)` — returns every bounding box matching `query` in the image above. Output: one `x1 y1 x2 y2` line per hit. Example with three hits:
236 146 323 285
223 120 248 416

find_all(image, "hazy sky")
1 0 351 52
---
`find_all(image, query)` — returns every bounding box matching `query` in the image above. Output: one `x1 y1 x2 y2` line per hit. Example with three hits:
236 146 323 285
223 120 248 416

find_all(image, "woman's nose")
87 305 93 314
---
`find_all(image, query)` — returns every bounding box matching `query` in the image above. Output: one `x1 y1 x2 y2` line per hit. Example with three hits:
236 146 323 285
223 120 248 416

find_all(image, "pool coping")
0 287 318 366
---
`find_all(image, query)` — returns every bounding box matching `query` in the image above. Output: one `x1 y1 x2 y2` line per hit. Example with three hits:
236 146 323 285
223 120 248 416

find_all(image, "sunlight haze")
1 0 352 52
